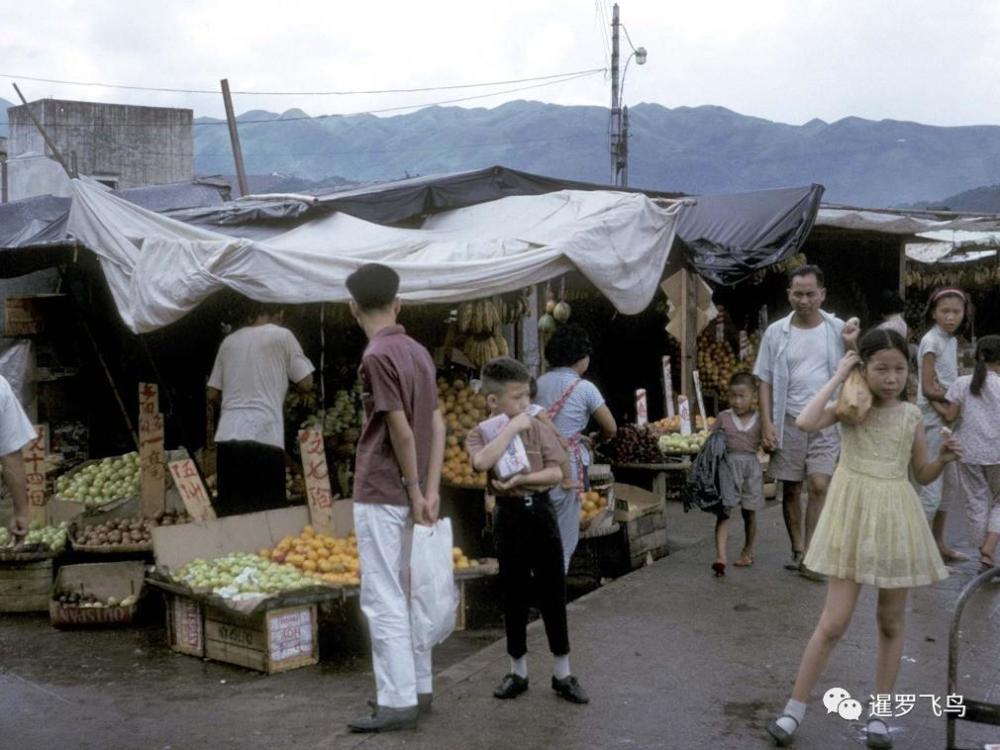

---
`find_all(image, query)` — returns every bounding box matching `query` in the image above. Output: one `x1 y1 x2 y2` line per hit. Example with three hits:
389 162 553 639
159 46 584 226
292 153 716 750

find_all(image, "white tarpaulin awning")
64 178 681 333
904 228 1000 265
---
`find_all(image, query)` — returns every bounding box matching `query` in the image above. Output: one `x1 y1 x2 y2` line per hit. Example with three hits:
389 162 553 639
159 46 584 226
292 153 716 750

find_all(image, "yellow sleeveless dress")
803 402 948 588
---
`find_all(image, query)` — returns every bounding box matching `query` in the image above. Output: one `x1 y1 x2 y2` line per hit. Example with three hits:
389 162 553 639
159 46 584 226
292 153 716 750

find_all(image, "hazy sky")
3 0 1000 127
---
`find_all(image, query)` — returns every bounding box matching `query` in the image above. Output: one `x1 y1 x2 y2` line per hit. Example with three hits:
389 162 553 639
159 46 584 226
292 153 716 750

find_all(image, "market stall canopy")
904 229 1000 265
64 178 683 333
673 184 824 286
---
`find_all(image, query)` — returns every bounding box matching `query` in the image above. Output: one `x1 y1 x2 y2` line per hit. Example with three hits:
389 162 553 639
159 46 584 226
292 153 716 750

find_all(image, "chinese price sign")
298 428 336 535
167 459 216 522
22 424 48 524
138 382 159 416
140 412 166 516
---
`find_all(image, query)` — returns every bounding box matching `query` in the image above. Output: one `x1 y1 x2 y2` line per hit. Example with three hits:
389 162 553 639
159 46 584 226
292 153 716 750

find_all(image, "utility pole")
220 78 249 198
609 3 621 186
621 105 630 187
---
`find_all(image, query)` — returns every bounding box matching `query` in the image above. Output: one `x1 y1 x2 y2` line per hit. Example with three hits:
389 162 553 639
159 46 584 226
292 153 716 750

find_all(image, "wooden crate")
166 593 205 657
204 604 318 674
0 559 54 612
622 504 668 570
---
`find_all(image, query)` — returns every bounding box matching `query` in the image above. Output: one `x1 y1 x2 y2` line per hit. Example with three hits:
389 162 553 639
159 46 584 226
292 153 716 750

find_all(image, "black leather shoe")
347 704 419 733
367 693 432 716
493 673 529 699
551 675 590 704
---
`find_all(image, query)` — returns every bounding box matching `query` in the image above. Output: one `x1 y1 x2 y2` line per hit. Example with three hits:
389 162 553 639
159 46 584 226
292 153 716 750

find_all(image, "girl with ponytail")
939 335 1000 572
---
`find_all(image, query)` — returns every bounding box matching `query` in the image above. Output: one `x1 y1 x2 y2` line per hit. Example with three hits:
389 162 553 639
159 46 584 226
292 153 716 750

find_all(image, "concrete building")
5 99 193 201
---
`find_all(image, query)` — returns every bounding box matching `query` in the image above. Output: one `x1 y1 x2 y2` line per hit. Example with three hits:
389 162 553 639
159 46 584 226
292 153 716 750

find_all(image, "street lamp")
609 4 647 187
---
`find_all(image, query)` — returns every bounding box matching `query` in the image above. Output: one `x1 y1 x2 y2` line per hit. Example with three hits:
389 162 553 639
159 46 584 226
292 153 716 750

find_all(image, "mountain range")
5 97 1000 208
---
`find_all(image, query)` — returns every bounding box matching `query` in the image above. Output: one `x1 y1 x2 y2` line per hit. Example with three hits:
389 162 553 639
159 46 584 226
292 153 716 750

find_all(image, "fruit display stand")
50 561 145 629
148 504 349 673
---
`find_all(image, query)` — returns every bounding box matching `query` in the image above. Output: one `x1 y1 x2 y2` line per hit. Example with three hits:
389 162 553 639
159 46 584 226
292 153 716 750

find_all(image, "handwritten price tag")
140 412 166 516
298 429 336 535
168 459 216 521
23 424 47 523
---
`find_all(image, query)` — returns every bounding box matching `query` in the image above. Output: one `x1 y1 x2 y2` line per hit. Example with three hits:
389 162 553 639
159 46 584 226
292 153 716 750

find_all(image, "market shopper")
345 263 447 733
916 287 969 562
767 329 956 749
875 289 909 340
939 335 1000 572
535 324 617 571
754 265 859 578
1 374 36 540
207 301 314 517
466 357 589 705
710 372 765 576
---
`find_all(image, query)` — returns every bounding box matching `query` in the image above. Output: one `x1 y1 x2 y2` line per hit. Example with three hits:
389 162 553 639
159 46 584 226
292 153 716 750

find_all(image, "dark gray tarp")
167 165 682 235
675 184 825 286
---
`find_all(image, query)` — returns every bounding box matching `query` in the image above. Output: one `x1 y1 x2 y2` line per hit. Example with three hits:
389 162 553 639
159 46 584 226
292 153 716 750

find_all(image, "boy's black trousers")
494 492 570 658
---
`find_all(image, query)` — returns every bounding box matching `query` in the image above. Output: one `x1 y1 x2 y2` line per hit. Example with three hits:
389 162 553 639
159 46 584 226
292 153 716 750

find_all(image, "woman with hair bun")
535 324 618 571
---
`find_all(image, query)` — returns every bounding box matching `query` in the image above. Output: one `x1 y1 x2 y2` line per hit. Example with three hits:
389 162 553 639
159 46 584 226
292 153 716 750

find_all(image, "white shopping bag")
410 517 459 650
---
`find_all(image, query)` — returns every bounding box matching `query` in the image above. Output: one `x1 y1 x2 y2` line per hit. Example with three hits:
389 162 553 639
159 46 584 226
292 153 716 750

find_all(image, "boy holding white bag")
466 357 590 705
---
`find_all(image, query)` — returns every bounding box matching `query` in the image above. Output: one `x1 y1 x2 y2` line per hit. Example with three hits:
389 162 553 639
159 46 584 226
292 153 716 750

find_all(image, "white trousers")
354 502 432 708
956 463 1000 547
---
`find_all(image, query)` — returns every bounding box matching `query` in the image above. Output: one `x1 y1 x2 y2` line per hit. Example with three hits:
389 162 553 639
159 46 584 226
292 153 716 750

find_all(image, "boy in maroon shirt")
345 263 447 733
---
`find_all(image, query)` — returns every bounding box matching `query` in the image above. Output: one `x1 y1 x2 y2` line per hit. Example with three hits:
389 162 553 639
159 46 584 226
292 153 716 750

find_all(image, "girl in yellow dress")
767 329 961 749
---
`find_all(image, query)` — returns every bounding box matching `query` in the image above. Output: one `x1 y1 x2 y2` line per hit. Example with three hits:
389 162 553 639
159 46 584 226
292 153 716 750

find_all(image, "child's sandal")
766 714 799 747
734 554 754 567
711 561 726 577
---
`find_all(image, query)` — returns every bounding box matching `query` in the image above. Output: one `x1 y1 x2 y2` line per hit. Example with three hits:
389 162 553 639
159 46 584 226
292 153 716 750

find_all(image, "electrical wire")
0 69 603 128
0 68 604 96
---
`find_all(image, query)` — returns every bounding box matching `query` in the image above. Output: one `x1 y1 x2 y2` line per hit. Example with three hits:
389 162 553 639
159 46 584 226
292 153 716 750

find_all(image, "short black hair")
481 357 530 396
728 372 756 390
544 323 593 368
244 300 286 321
788 264 825 288
858 327 908 363
877 289 905 317
346 263 399 312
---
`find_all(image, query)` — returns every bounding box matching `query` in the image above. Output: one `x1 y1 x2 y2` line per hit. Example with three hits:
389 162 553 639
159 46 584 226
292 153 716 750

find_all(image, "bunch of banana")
500 295 530 325
457 298 503 335
462 328 511 368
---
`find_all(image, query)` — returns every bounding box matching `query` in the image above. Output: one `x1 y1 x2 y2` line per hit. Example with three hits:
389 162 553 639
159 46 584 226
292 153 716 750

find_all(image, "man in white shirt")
207 302 314 516
754 266 858 577
1 374 37 539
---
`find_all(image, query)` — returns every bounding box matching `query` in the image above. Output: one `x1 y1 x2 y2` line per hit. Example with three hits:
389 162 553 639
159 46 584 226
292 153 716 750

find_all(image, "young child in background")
940 335 1000 572
916 287 968 562
465 357 589 705
767 329 959 749
711 372 765 576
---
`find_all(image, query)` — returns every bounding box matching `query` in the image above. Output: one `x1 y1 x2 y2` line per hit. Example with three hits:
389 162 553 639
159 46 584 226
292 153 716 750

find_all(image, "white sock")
777 699 806 734
867 716 889 735
553 654 571 680
511 656 528 679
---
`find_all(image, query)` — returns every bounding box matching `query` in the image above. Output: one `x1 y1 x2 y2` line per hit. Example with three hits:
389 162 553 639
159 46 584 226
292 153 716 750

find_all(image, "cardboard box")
612 483 662 523
167 592 205 656
49 561 145 628
0 559 53 612
204 603 318 674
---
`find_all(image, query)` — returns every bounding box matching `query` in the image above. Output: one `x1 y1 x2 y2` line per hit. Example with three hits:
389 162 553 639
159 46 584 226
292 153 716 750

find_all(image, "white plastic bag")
410 518 458 650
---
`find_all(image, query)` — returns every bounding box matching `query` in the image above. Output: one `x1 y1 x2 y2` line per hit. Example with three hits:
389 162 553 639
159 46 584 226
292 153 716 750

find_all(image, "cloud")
2 0 1000 126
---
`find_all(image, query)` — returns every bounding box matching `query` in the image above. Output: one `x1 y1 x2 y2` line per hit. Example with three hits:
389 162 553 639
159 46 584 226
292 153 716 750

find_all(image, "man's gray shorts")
770 413 840 483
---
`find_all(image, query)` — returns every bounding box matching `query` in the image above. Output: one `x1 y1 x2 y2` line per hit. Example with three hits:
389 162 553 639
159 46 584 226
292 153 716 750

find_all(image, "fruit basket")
579 488 613 533
0 523 68 561
53 453 141 511
69 511 188 554
50 561 145 629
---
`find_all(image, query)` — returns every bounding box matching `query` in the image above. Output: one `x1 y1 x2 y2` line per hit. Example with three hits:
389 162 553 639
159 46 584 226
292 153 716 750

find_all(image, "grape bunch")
604 425 662 465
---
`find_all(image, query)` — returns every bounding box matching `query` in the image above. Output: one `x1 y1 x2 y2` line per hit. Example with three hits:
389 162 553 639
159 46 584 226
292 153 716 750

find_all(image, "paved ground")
2 498 997 750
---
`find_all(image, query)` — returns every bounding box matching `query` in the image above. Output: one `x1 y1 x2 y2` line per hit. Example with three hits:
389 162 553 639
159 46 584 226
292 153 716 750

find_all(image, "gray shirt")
916 325 958 427
535 368 606 468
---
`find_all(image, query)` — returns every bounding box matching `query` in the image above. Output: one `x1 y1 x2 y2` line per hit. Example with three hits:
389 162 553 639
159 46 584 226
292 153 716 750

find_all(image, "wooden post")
167 459 216 521
298 429 336 535
898 238 907 297
220 79 249 198
23 425 47 525
11 83 75 177
680 267 697 399
139 383 166 517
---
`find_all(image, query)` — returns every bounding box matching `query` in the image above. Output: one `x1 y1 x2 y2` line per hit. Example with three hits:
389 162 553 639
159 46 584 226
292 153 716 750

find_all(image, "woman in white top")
535 324 617 571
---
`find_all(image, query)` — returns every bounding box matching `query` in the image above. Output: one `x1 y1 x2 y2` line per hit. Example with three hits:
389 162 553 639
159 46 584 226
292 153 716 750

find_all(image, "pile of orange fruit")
260 525 361 587
439 377 489 488
579 490 608 528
